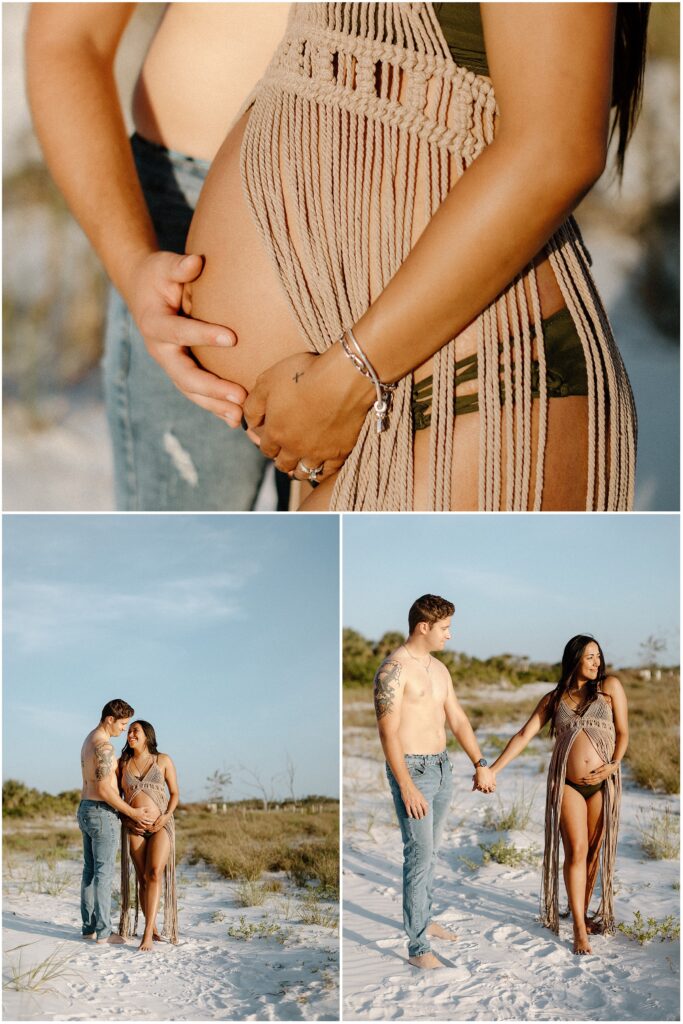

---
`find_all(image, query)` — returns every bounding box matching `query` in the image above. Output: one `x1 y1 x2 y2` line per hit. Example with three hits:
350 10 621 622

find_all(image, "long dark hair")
612 4 650 177
548 635 606 737
120 720 159 764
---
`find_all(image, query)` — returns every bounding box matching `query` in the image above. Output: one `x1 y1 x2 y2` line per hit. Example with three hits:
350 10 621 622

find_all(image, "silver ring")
298 460 324 483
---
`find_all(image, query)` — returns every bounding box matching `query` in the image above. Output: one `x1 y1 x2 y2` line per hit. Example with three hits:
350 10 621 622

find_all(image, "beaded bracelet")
339 327 398 434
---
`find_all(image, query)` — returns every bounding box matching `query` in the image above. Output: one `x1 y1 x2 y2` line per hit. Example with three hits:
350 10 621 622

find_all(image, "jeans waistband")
78 800 118 813
403 751 449 764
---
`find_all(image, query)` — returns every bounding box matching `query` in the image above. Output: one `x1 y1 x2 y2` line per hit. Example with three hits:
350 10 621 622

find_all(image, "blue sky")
342 514 679 666
3 515 340 801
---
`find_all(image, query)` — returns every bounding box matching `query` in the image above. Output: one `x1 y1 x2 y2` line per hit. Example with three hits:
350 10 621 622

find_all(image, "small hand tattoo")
374 660 402 720
293 371 305 383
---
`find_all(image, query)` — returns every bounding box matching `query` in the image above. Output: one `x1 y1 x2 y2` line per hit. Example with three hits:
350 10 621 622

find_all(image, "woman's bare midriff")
186 71 588 510
125 787 161 827
565 729 607 783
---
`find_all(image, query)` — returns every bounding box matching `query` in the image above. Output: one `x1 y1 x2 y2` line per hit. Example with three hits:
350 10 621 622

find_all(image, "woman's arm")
148 755 179 831
490 693 554 778
25 3 244 424
245 3 617 465
579 675 629 784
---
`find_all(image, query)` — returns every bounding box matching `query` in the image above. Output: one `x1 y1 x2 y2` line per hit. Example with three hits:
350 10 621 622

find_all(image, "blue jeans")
387 751 454 957
77 800 119 940
102 133 273 511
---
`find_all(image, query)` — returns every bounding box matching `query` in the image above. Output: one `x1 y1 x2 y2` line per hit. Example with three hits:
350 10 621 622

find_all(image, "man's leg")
387 761 441 959
426 756 457 940
79 803 121 942
77 804 96 937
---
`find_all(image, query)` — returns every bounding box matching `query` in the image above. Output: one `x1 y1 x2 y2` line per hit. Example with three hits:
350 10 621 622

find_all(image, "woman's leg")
127 834 149 935
559 784 592 954
584 787 605 932
139 830 171 951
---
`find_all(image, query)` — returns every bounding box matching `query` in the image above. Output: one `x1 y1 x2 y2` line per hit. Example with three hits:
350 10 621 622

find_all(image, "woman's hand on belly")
577 761 619 786
129 250 248 427
121 814 147 835
244 348 375 478
147 813 169 834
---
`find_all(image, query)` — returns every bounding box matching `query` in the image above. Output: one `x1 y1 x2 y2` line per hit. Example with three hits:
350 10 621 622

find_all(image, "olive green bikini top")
432 2 489 77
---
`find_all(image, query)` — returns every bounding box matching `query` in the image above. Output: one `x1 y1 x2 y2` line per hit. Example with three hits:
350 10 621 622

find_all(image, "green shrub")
618 911 680 945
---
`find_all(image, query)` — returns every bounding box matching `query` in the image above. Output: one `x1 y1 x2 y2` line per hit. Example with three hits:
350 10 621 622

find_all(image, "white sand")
343 725 680 1021
3 860 338 1021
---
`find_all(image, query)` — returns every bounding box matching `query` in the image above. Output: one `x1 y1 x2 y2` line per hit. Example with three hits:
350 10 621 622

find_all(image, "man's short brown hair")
408 595 454 634
100 699 134 722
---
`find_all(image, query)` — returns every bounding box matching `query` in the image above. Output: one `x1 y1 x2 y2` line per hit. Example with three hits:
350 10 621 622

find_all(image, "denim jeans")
102 133 274 511
387 751 454 957
77 800 119 940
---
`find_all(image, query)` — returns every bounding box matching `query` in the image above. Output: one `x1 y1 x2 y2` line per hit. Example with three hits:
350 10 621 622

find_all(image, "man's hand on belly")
128 250 247 426
401 780 429 819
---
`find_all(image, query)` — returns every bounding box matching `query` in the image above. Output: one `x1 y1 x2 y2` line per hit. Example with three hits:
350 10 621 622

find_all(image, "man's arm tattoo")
94 743 115 781
374 660 402 720
292 371 304 383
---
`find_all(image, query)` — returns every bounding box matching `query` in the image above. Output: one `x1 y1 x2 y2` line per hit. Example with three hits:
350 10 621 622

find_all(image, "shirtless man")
25 4 290 510
374 594 496 970
78 699 155 944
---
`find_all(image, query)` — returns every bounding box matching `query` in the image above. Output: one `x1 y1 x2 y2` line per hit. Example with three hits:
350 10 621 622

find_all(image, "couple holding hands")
374 595 628 965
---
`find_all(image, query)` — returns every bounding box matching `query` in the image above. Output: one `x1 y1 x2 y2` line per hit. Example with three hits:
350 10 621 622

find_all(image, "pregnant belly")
565 730 606 782
128 790 162 824
186 98 568 403
185 111 306 394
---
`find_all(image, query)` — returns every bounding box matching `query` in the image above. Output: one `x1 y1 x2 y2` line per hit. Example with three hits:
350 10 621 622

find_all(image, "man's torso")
394 652 450 755
80 729 119 801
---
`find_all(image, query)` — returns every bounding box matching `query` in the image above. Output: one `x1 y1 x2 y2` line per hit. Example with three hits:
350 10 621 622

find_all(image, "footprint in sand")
489 923 525 944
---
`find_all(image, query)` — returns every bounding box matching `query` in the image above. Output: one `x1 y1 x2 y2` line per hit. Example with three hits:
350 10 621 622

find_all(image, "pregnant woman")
118 721 179 949
490 636 629 955
186 2 648 511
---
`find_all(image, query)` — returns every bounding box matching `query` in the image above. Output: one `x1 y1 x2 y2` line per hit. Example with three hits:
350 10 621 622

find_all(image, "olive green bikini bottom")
412 307 588 431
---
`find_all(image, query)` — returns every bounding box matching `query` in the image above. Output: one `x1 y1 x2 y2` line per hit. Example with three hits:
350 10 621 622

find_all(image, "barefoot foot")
585 917 603 935
153 929 163 942
96 934 126 945
139 933 154 952
427 922 458 942
573 930 592 955
408 952 443 969
82 933 96 941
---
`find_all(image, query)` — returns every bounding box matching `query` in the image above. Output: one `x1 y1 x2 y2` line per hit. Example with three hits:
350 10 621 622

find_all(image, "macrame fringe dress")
118 761 178 944
541 696 621 935
240 2 636 510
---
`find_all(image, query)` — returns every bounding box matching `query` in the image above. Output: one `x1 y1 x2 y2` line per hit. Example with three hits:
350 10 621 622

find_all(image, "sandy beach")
343 700 680 1021
3 857 338 1021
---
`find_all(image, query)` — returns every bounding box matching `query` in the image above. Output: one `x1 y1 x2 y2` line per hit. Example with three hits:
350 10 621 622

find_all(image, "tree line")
343 628 561 689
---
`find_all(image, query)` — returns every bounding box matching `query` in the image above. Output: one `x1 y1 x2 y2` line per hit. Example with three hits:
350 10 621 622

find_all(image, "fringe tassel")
239 2 635 511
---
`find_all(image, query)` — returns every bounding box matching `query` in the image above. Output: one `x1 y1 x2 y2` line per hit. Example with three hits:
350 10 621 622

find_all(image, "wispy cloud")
4 572 250 652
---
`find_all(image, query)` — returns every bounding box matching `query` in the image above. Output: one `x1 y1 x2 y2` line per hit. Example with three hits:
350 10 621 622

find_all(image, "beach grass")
177 803 339 897
479 839 541 867
3 943 80 994
483 787 538 832
3 799 339 899
636 803 680 859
